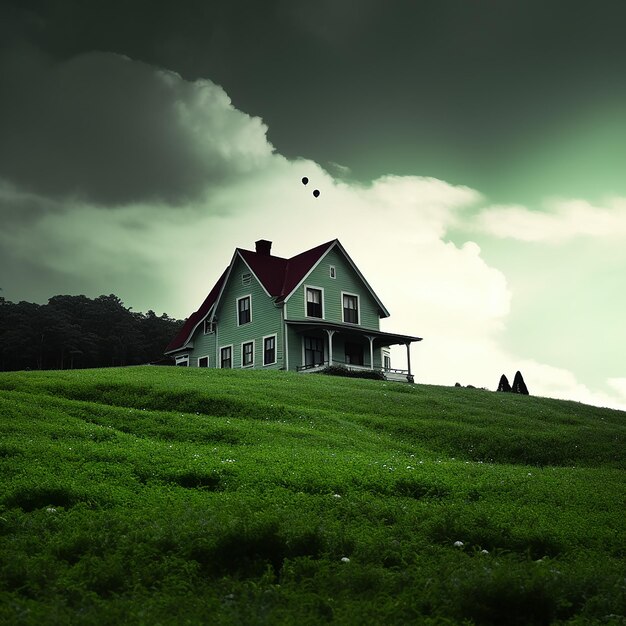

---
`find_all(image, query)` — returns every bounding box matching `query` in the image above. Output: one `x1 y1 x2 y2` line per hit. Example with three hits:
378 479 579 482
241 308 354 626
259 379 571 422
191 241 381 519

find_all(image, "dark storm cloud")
0 46 273 207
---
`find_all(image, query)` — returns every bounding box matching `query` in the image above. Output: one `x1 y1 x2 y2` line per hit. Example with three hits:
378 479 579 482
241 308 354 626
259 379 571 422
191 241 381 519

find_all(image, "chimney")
255 239 272 255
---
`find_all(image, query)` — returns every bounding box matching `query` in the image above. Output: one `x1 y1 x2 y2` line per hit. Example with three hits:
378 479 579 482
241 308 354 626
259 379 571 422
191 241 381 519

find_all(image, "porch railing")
296 360 413 382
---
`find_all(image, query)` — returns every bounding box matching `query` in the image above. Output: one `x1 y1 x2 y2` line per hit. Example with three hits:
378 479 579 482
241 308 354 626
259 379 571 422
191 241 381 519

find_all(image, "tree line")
0 294 184 371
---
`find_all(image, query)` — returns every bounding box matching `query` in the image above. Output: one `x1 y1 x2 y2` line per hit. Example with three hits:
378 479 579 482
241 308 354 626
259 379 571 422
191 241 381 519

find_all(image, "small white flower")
341 557 350 563
46 507 57 514
333 493 341 498
453 541 464 548
481 549 489 554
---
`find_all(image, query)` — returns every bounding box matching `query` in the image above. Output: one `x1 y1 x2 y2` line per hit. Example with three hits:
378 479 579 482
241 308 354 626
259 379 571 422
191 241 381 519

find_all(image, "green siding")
189 256 284 369
286 325 303 372
286 247 383 330
191 325 217 367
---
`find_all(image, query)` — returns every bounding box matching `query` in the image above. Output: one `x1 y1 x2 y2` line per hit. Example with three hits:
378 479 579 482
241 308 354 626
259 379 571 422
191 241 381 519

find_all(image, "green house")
165 239 422 381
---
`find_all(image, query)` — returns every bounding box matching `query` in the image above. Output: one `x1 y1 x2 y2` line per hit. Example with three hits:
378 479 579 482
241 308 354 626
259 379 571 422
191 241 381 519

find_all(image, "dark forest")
0 294 183 371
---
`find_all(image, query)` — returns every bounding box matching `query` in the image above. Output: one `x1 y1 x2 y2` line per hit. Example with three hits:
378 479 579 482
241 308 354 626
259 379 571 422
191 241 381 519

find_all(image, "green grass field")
0 367 624 625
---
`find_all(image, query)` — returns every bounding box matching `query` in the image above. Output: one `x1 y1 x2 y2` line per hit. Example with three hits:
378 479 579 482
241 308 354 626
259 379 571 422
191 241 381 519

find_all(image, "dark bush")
497 374 512 392
321 365 385 381
512 370 530 395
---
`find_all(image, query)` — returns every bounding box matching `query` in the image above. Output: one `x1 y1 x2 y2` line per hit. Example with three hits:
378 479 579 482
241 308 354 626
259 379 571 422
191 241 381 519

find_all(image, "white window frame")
236 294 252 326
304 284 325 319
241 340 255 368
197 355 210 368
329 265 336 279
263 334 277 366
341 291 360 325
175 354 189 367
219 345 233 369
203 319 215 335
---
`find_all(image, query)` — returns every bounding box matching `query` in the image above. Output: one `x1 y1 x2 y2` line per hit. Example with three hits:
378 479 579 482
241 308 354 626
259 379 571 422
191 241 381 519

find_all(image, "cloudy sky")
1 0 625 409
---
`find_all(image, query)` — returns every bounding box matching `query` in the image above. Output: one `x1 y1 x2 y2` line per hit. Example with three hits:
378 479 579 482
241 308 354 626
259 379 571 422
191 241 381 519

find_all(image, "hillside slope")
0 367 624 625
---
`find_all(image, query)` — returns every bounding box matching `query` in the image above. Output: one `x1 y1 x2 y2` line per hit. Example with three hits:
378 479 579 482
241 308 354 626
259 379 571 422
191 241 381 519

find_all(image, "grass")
0 366 624 625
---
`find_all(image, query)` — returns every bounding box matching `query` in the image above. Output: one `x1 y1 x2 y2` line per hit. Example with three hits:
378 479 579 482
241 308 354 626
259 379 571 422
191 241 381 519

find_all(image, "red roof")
239 239 335 299
164 240 335 353
164 267 228 353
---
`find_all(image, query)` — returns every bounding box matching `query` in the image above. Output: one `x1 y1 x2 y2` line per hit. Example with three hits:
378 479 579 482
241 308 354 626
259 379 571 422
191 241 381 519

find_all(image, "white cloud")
474 197 626 243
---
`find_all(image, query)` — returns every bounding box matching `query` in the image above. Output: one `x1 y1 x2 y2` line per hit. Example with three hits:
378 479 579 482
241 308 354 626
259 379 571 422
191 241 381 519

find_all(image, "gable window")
263 335 276 366
175 354 189 367
242 272 252 286
242 341 254 367
329 265 336 279
198 356 209 368
220 346 232 369
306 287 323 318
237 295 251 325
203 319 215 334
343 293 359 324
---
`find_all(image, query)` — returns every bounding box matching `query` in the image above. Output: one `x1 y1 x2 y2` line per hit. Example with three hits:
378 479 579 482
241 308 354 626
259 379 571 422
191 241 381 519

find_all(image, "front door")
304 336 324 367
345 342 363 366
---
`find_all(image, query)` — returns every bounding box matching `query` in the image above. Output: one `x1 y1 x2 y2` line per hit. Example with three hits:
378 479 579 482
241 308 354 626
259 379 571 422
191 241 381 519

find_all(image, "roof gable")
283 240 390 317
165 238 389 353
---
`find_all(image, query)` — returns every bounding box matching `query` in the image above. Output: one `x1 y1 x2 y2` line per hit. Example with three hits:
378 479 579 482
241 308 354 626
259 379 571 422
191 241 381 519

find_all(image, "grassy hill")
0 367 624 625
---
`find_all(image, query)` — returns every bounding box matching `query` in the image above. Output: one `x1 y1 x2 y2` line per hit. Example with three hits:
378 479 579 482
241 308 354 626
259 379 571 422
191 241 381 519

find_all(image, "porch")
286 319 422 383
296 360 414 382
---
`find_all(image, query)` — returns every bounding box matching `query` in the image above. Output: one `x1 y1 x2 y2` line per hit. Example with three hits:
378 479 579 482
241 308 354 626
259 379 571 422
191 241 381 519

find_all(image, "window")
175 355 189 367
304 336 324 367
306 287 323 318
383 355 391 370
329 265 336 279
237 296 251 325
242 273 251 286
263 335 276 366
343 293 359 324
242 341 254 367
198 356 209 368
203 319 215 334
345 342 363 366
220 346 232 369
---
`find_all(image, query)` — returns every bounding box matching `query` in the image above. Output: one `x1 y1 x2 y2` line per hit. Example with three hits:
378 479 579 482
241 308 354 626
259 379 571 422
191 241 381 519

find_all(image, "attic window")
203 319 215 334
329 265 336 279
242 273 252 286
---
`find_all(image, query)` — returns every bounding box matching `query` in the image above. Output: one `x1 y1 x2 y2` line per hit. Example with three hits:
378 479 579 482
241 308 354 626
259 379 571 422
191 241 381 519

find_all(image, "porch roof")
285 319 422 347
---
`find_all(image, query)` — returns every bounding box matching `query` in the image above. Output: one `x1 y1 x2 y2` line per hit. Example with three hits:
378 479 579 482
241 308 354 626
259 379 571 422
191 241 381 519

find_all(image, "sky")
1 0 625 410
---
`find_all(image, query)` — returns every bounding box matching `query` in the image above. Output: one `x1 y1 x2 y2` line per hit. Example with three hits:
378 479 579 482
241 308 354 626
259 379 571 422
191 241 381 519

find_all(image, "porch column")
325 329 335 366
366 335 375 370
405 342 414 383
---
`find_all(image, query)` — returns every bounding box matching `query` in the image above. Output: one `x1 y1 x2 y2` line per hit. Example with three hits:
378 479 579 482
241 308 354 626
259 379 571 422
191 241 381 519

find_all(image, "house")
164 239 422 381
